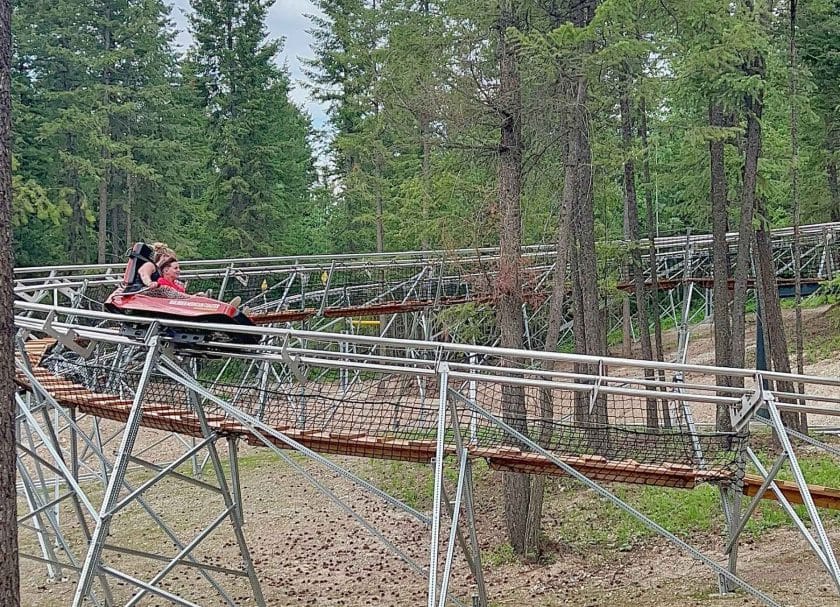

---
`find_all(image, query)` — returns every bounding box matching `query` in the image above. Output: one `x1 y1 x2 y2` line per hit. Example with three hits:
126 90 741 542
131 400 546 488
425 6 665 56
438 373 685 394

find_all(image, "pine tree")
188 0 315 257
799 0 840 220
91 0 190 261
13 0 193 264
306 0 388 252
13 0 101 262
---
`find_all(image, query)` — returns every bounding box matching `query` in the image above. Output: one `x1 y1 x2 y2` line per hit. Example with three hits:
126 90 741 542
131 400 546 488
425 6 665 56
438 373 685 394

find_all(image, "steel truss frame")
17 346 488 605
14 304 840 606
16 343 266 607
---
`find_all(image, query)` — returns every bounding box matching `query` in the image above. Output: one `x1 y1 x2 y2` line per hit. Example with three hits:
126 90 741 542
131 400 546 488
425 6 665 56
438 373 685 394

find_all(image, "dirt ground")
17 305 840 606
18 447 840 607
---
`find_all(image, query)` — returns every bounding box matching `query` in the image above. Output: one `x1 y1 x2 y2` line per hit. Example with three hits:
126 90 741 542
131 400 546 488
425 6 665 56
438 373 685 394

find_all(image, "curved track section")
13 223 840 348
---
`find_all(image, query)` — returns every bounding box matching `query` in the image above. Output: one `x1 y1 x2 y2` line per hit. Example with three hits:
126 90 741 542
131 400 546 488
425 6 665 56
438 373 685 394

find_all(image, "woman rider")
137 243 240 306
137 242 175 291
135 243 193 299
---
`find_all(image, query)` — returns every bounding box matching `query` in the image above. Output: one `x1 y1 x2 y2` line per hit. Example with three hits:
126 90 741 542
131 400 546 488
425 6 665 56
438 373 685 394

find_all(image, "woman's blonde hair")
151 242 175 261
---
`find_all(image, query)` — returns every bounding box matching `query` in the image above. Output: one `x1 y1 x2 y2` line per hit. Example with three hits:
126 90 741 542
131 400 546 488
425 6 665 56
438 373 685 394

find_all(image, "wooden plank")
743 474 840 511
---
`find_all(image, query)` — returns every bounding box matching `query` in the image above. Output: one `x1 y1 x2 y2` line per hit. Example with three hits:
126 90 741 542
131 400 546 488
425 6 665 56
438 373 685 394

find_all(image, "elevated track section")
13 222 840 606
14 300 840 607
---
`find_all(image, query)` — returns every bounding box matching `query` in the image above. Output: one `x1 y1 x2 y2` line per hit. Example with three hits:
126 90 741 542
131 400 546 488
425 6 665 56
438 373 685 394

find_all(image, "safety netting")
35 337 746 488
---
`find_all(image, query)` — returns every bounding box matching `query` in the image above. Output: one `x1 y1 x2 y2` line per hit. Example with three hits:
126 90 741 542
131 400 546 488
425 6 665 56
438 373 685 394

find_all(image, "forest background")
12 0 839 267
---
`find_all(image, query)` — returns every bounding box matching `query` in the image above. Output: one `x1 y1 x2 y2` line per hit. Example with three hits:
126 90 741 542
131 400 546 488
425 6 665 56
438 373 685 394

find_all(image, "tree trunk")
496 0 531 558
98 10 112 264
730 0 774 392
108 202 120 256
375 181 384 253
98 147 110 263
747 0 798 430
639 96 667 397
754 214 802 432
566 0 606 450
619 78 633 361
570 241 592 427
570 0 602 360
826 121 840 220
620 85 657 427
574 99 602 361
621 156 632 360
566 85 593 428
420 110 431 250
374 151 388 335
639 96 668 421
66 134 87 263
731 53 764 379
547 123 574 354
790 0 807 432
420 0 431 251
529 111 574 559
570 94 609 435
125 172 133 248
709 102 734 429
0 0 20 600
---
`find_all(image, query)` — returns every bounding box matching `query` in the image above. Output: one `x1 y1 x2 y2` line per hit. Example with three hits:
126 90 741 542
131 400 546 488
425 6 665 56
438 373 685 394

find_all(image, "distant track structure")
14 222 840 347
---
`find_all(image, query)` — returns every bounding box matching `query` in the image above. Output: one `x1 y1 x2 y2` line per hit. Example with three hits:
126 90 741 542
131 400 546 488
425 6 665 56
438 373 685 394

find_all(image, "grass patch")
483 542 518 567
231 443 840 555
554 482 722 551
233 449 287 472
741 451 840 532
799 276 840 308
544 448 840 552
367 457 492 510
369 459 434 509
799 304 840 363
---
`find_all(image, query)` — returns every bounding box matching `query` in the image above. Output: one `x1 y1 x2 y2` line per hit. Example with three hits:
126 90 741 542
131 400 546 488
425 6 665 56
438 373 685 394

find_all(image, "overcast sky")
170 0 328 130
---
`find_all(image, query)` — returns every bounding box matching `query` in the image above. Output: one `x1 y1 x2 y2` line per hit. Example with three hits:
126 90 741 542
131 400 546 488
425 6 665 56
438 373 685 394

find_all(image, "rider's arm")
138 262 158 289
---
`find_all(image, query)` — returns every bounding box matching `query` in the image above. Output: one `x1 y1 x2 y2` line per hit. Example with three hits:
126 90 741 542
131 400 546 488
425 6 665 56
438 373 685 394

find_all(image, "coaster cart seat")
105 243 258 345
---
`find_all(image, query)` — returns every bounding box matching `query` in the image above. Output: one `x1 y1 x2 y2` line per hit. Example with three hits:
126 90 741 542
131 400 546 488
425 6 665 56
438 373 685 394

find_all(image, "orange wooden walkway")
16 338 840 508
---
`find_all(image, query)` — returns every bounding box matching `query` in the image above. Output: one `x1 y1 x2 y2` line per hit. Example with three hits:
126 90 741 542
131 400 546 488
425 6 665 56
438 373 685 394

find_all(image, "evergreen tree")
188 0 315 257
800 0 840 220
13 0 101 263
91 0 192 261
306 0 388 252
12 0 195 264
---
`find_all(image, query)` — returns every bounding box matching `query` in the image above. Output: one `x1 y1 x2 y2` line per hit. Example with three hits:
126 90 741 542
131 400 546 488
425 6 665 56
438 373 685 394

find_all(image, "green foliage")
11 157 69 228
12 0 199 264
12 0 317 266
554 482 713 550
11 0 840 290
552 447 840 552
188 0 316 258
369 460 432 509
367 456 472 510
482 543 518 567
798 303 840 363
434 303 496 345
807 278 840 306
